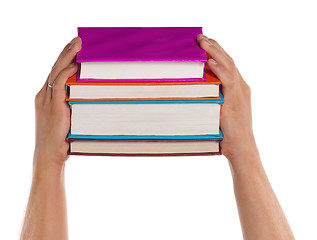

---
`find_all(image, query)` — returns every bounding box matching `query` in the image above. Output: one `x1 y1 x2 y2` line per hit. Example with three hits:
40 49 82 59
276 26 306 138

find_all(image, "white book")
80 61 205 79
70 103 221 136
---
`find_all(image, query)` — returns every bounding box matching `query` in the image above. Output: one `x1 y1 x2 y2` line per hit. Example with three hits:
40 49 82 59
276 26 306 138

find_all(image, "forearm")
21 156 68 240
20 37 80 240
228 148 294 240
196 34 294 239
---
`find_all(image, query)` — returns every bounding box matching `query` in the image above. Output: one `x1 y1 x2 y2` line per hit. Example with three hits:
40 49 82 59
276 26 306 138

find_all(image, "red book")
67 138 222 156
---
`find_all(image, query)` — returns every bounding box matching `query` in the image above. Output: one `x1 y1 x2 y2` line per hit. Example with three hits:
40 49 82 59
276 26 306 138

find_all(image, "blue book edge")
67 129 223 140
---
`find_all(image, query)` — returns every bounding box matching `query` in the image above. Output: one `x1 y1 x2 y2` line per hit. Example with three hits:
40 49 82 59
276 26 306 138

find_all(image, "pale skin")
20 35 294 240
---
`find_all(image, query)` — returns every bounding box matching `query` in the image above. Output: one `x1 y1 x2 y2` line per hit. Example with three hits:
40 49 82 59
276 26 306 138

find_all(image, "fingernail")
68 38 76 49
204 39 213 46
68 42 75 50
208 58 217 65
201 35 209 39
69 63 77 68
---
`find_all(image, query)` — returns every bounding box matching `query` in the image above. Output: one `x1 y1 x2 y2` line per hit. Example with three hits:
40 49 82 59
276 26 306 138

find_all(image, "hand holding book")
197 34 260 164
23 30 294 240
33 37 82 169
33 30 259 162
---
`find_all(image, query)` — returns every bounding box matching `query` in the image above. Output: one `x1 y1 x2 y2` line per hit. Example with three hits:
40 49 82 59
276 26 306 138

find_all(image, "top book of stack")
76 27 207 82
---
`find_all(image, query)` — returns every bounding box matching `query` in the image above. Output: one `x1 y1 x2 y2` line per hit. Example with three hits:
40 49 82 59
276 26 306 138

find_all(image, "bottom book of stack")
67 131 223 156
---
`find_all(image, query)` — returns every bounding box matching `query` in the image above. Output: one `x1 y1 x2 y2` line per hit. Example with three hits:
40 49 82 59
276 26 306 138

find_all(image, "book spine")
67 150 222 157
66 138 221 142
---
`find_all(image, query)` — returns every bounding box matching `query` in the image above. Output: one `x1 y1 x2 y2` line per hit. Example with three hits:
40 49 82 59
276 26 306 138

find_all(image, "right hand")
197 34 259 163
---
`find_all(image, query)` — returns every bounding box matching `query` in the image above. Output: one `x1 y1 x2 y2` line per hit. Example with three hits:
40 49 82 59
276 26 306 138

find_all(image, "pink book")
76 27 207 82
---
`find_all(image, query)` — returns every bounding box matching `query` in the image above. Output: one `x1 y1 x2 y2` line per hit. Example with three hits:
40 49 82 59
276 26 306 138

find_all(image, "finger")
52 63 78 103
197 35 231 70
36 73 50 102
40 37 80 106
42 37 79 103
48 36 82 89
197 35 239 90
52 37 77 69
205 57 237 91
43 37 75 92
197 34 232 61
44 77 53 104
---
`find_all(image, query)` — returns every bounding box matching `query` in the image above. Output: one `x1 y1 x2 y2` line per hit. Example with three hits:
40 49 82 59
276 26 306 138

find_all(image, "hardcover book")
76 27 207 81
69 95 223 136
67 131 223 156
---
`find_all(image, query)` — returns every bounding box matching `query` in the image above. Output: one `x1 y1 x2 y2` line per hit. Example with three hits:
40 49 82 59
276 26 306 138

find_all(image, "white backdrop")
1 0 316 239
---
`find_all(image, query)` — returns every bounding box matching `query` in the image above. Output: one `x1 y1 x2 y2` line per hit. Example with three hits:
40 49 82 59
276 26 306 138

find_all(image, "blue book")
69 92 223 137
67 130 222 156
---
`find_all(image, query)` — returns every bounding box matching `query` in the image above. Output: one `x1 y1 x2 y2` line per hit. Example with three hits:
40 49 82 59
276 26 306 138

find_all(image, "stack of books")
66 27 223 156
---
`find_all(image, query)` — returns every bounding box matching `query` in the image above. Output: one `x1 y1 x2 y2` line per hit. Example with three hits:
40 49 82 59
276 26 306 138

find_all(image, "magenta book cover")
76 27 207 82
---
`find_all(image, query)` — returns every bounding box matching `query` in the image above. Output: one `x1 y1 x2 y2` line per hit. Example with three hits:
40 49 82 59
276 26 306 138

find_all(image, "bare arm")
197 34 294 240
20 37 82 240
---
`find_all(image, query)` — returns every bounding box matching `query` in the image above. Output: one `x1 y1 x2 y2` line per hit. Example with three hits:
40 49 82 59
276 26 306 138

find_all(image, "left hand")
33 37 82 170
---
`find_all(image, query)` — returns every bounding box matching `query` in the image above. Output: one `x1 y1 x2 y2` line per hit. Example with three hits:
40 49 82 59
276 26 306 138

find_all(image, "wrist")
222 133 259 162
227 148 263 180
33 149 66 178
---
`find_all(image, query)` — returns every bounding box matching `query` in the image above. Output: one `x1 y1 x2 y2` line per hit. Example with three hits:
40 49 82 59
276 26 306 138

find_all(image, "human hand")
195 35 295 240
33 37 82 170
197 34 259 164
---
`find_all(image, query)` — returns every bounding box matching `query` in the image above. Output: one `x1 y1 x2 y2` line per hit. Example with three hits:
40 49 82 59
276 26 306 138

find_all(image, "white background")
0 0 316 239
